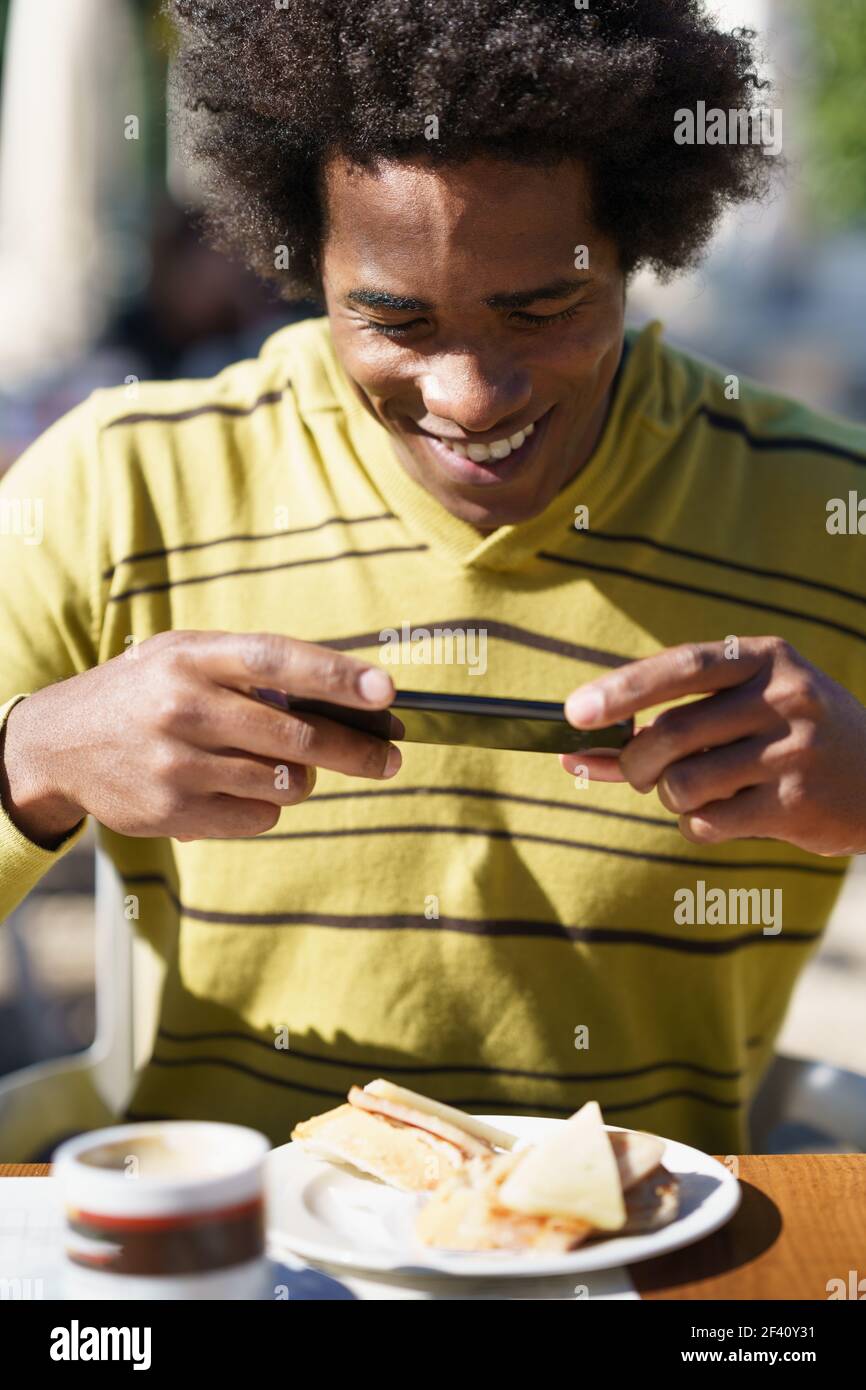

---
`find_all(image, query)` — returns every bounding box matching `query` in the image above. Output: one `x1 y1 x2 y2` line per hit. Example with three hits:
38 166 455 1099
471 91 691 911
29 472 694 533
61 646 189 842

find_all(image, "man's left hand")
561 636 866 856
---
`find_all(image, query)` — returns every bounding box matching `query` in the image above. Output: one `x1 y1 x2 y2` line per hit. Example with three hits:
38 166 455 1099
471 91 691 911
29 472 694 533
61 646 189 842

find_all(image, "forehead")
321 154 599 292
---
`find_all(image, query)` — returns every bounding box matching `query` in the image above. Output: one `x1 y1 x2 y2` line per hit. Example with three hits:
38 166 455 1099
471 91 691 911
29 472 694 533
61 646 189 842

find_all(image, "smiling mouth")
402 408 553 487
427 419 537 464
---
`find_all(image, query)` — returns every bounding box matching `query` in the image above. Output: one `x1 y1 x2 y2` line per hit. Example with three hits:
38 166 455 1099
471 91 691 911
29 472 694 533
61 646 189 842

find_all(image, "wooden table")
3 1155 864 1299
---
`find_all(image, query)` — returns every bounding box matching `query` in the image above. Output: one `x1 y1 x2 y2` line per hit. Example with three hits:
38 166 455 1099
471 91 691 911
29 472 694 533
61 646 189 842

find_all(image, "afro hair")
167 0 777 301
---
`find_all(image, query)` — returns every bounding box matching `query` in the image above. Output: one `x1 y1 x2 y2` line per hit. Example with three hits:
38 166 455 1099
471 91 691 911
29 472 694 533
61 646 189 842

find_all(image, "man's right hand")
0 631 402 848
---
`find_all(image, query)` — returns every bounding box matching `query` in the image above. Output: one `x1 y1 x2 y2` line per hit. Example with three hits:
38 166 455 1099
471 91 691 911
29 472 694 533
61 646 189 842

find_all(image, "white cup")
53 1122 270 1282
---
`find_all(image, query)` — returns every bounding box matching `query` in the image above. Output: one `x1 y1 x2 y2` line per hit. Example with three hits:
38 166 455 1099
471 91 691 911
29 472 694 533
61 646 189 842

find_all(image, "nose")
418 353 532 434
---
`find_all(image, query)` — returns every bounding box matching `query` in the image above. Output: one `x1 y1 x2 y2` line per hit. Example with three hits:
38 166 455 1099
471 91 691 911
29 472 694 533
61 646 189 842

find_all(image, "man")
1 0 864 1154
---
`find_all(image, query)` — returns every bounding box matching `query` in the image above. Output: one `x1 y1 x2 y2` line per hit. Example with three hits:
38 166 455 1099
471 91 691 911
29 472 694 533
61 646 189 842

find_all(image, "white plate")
265 1116 741 1279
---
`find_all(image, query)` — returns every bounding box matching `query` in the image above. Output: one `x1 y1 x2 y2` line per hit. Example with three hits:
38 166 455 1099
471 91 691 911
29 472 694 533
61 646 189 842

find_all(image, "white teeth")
434 419 538 463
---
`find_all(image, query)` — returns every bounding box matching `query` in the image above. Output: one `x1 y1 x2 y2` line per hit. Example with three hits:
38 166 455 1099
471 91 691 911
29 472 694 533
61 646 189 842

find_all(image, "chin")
444 484 551 530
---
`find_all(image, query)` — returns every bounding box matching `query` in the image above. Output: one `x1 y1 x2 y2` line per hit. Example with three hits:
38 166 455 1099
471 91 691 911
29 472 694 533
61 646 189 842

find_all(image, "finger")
560 751 627 782
198 753 318 807
655 736 773 815
620 686 779 793
677 784 776 845
564 638 776 728
179 631 396 709
169 794 282 841
192 686 402 780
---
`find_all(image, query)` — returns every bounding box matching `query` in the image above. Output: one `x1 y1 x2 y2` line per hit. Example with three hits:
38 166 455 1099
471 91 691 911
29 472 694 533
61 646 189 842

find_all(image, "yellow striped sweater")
2 315 865 1154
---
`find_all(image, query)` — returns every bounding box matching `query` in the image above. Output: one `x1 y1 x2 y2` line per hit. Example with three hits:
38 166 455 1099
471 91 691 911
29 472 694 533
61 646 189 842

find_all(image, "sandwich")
290 1079 519 1192
415 1100 680 1253
291 1082 680 1255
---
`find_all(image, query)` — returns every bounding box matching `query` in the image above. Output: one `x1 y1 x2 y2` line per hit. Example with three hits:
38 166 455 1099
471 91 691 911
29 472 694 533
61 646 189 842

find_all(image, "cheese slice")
497 1101 626 1230
363 1079 518 1151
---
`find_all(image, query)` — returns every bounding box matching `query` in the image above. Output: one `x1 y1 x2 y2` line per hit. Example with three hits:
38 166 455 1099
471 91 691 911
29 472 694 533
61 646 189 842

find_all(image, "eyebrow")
344 276 591 314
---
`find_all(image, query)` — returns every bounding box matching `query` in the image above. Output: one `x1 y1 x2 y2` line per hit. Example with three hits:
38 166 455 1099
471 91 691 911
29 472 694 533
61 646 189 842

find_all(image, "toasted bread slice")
291 1103 468 1192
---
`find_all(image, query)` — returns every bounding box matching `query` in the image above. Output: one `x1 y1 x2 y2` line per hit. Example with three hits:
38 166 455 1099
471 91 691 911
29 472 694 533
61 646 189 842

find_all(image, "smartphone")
255 686 633 756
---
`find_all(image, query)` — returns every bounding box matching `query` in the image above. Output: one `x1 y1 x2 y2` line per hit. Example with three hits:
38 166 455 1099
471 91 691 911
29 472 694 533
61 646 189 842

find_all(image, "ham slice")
348 1085 494 1158
609 1130 666 1192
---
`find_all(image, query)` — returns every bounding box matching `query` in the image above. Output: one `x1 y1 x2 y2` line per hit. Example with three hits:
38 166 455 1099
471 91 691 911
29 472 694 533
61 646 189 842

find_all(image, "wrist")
0 700 85 849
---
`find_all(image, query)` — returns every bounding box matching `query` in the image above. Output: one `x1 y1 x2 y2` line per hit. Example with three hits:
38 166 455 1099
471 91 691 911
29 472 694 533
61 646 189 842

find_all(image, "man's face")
321 154 625 531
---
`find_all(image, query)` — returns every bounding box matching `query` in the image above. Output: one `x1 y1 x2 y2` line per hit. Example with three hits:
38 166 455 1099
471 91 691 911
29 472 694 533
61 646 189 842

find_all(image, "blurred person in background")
0 0 299 470
0 0 148 390
0 0 150 466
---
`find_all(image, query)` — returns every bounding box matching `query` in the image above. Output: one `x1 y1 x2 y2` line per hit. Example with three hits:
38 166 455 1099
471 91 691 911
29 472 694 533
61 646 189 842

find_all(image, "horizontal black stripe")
147 1054 742 1113
593 1087 742 1115
123 875 827 945
698 404 866 469
563 525 866 612
220 822 843 878
318 618 632 671
103 513 396 580
148 1052 343 1102
107 544 427 603
156 1027 744 1083
307 784 679 834
539 550 866 647
105 385 290 429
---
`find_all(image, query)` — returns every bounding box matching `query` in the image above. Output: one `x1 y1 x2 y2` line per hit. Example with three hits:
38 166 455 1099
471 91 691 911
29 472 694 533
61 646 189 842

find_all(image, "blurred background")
0 0 864 1088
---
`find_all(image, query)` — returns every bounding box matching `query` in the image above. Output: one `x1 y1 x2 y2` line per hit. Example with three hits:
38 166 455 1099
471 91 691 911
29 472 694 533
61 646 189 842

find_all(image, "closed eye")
366 318 426 338
510 304 583 326
364 300 583 337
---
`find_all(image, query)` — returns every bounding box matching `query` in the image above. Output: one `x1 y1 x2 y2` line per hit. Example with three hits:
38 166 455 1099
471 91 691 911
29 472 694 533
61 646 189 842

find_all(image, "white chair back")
0 844 136 1160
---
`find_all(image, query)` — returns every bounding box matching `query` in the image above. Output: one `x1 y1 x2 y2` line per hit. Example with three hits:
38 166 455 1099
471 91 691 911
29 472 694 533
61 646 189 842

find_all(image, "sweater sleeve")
0 397 105 916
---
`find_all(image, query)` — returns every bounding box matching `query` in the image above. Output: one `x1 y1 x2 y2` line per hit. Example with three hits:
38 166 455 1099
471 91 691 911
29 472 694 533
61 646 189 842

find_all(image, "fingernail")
254 686 289 710
358 666 393 704
566 687 605 726
383 745 402 778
